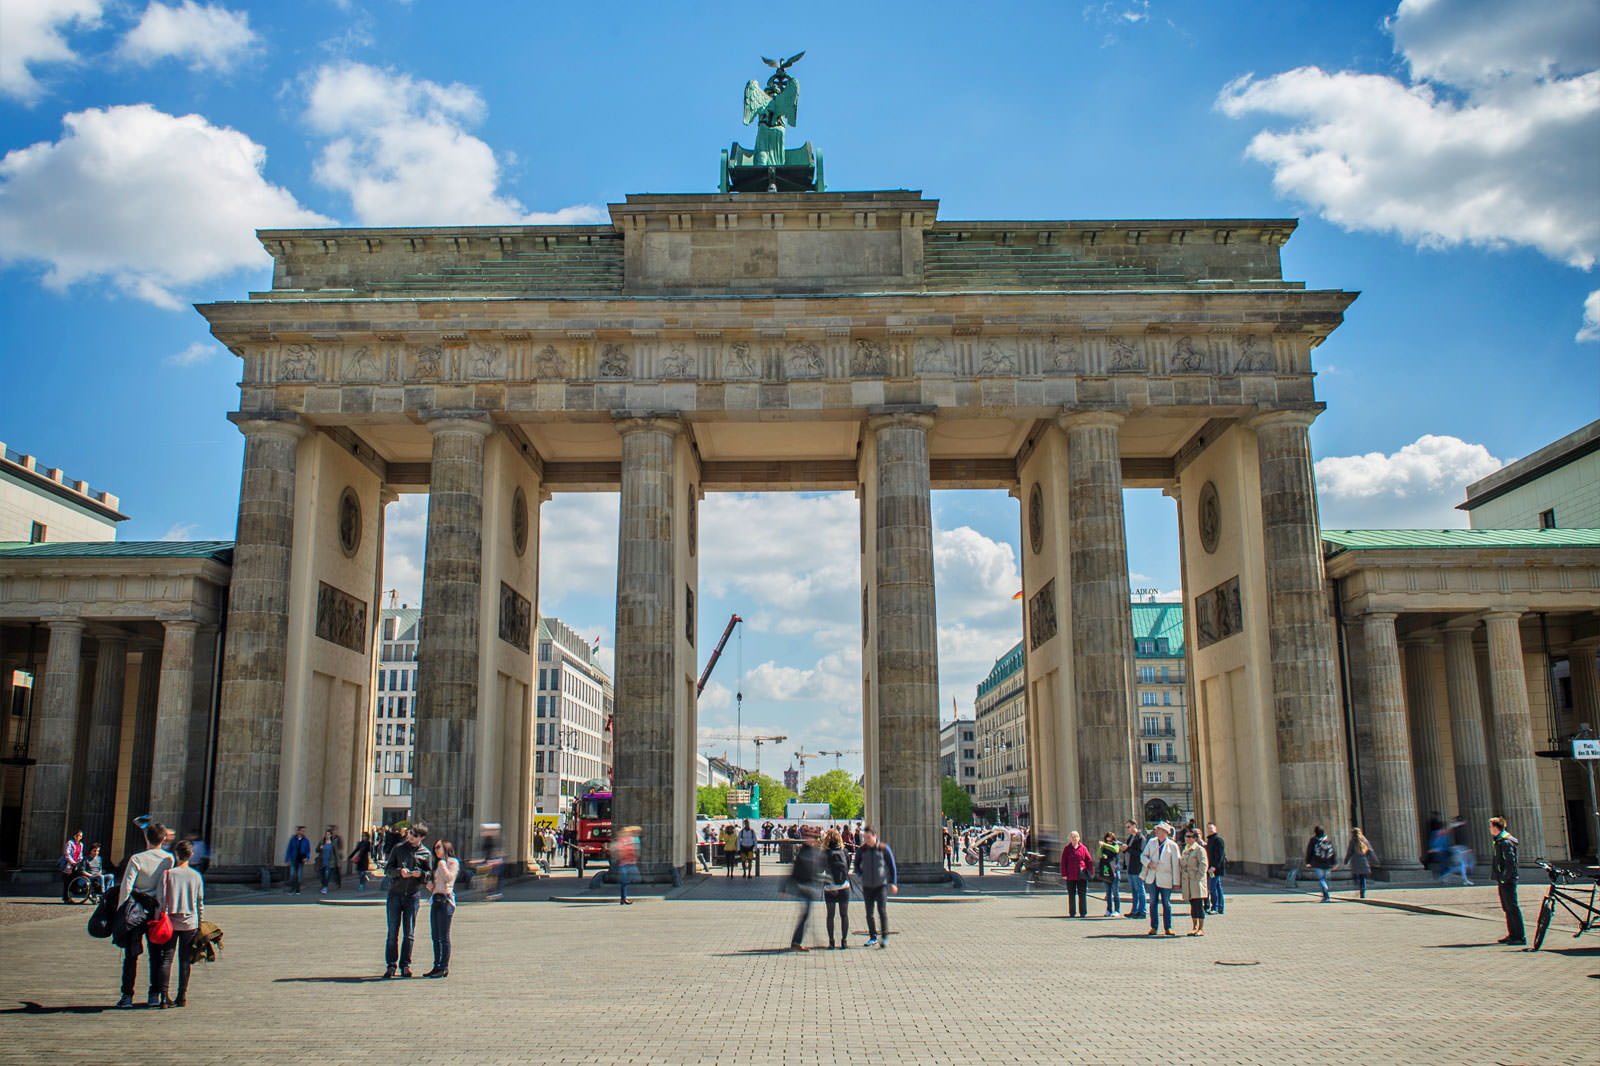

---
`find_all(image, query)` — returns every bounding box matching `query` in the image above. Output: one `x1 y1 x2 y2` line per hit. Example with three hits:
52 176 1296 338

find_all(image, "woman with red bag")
152 839 205 1008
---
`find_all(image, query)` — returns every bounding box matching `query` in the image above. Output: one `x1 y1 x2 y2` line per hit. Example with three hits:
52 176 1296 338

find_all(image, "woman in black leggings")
821 829 851 949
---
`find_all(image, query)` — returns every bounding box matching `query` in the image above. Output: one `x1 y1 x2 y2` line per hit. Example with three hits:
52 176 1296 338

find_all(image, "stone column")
1402 636 1453 823
867 409 942 872
149 620 199 829
1442 621 1495 857
1362 614 1420 868
121 647 162 859
23 619 85 863
213 413 306 866
1483 611 1545 859
1569 638 1600 732
80 634 128 852
612 417 681 878
413 412 493 856
1062 411 1137 838
1251 410 1350 864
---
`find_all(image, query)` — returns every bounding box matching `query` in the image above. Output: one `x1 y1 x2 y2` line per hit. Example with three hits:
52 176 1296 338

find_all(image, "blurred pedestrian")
1342 827 1376 899
382 822 431 978
317 828 341 894
1180 827 1208 936
786 826 823 950
157 838 204 1007
1301 825 1337 902
1140 822 1180 937
612 825 640 905
1444 816 1474 885
478 823 503 901
1490 816 1525 946
425 838 458 977
1096 832 1123 917
1124 820 1147 919
283 826 310 895
115 820 174 1008
854 826 898 948
1204 822 1226 915
821 828 851 949
1060 831 1092 918
350 832 373 891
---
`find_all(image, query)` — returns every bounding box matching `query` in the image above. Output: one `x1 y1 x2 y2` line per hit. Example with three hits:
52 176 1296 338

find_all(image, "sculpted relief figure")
469 343 502 380
978 338 1016 376
851 338 888 376
280 343 320 382
1108 336 1143 372
598 342 630 378
1170 335 1208 373
413 345 442 381
1234 334 1273 372
723 340 758 378
534 344 568 378
785 341 823 378
913 337 953 374
344 345 380 381
1045 334 1080 373
659 342 695 378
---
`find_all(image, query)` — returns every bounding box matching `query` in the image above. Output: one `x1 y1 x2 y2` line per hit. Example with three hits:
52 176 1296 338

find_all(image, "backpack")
825 847 849 887
1313 836 1335 863
87 892 117 939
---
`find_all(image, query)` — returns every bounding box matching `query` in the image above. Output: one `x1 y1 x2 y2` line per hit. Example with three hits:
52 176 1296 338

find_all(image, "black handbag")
86 892 116 939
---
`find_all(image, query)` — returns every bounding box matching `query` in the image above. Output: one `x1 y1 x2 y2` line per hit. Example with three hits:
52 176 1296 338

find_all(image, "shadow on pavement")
708 948 803 956
1424 942 1500 949
4 1002 113 1014
272 975 393 983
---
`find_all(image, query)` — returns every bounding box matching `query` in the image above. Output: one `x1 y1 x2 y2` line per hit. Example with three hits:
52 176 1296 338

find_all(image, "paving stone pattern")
0 877 1593 1066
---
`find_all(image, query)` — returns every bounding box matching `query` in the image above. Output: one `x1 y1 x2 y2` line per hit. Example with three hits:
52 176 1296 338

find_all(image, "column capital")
866 404 936 434
1440 616 1481 634
227 411 308 441
613 412 684 438
1482 609 1526 623
1247 406 1324 432
161 618 200 635
46 617 86 634
1362 610 1400 625
1566 635 1600 653
421 409 495 438
1401 631 1442 649
1057 408 1127 432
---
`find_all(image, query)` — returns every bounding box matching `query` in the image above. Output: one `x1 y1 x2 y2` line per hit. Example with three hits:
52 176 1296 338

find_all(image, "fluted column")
867 410 941 871
80 635 128 852
121 647 162 859
1362 613 1420 867
414 412 493 855
23 619 85 863
1483 611 1544 860
1569 638 1600 731
1062 411 1137 839
149 620 199 829
1402 636 1453 822
1442 621 1495 857
1252 410 1349 864
213 413 306 865
612 417 681 877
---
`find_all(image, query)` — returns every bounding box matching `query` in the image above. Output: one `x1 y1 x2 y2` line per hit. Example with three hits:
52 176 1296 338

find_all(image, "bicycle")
64 867 115 906
1530 860 1599 951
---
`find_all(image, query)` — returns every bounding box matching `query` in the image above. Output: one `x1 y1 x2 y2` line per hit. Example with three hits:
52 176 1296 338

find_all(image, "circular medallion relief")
511 486 529 558
1028 483 1044 555
1198 480 1221 555
337 487 362 557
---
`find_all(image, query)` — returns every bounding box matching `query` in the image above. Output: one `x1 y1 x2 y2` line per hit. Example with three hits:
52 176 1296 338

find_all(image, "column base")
895 862 957 885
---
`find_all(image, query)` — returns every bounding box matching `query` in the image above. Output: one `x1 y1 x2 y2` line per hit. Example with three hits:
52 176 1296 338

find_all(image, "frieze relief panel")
1193 575 1243 650
1028 578 1058 651
315 580 368 653
498 581 532 653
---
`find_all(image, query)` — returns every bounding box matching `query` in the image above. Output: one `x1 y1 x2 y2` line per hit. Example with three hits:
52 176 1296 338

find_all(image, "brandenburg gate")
197 184 1357 879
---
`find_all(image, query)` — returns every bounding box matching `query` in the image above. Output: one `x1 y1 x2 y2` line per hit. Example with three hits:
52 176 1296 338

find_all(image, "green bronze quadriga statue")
721 51 824 193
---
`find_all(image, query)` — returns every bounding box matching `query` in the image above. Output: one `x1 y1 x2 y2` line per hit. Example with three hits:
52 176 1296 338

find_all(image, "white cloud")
304 62 606 226
0 0 100 102
1218 0 1599 331
159 521 198 540
1579 289 1600 342
379 493 428 606
0 104 330 307
1315 434 1502 528
118 2 256 71
164 340 219 366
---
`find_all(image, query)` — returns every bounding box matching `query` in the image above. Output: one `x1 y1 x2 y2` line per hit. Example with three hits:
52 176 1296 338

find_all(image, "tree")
802 768 864 820
744 772 795 819
941 776 973 825
697 785 728 817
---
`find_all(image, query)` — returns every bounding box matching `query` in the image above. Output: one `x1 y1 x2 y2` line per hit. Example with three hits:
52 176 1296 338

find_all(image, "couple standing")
381 822 459 978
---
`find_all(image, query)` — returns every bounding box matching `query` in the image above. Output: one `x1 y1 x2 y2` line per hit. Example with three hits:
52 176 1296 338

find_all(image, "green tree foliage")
801 768 864 820
941 776 974 825
697 785 729 817
743 772 795 818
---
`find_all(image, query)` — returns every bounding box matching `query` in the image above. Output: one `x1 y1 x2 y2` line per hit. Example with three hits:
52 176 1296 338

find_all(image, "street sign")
1574 738 1600 760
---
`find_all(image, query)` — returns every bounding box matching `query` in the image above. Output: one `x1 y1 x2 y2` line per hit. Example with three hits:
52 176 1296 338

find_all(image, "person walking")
1342 827 1377 899
612 825 640 905
350 832 373 891
1302 825 1337 902
1445 816 1474 885
157 839 204 1007
854 826 898 948
787 827 823 950
821 828 851 949
1489 816 1525 946
382 822 432 978
284 826 310 894
1140 822 1181 937
61 830 84 903
1180 828 1209 936
1204 822 1227 915
115 820 175 1008
1059 831 1092 919
424 838 458 977
719 822 739 878
317 828 341 894
1124 820 1148 919
1096 832 1123 917
738 819 758 879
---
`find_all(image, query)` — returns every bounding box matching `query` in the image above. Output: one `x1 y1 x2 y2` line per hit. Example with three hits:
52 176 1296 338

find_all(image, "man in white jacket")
117 820 174 1007
1140 822 1181 937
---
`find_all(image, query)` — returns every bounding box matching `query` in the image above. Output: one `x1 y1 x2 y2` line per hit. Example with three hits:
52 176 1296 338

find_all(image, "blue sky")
2 0 1595 778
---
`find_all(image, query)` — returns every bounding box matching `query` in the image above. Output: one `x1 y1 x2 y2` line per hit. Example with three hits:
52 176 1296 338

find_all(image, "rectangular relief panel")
315 581 368 652
498 581 532 653
1193 575 1243 650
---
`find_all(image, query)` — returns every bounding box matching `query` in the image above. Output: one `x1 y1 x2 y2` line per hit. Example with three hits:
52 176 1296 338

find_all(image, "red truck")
567 781 612 876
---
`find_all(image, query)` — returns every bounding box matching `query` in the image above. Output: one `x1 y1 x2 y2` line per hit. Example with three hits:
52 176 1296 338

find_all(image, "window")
1136 639 1155 656
378 672 386 692
1168 772 1176 782
963 767 975 778
28 520 46 543
1163 715 1173 733
962 729 973 742
407 752 413 772
1163 692 1172 706
1145 743 1159 763
961 748 974 760
1141 692 1158 706
536 723 545 745
536 751 544 773
1139 666 1157 683
1539 508 1556 529
1165 742 1175 762
1143 716 1159 734
374 727 382 746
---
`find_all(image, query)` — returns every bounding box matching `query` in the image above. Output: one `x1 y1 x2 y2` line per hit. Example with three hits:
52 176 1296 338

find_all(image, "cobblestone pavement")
0 874 1593 1066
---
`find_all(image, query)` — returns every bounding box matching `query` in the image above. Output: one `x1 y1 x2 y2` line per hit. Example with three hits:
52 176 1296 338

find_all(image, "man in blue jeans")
1123 820 1147 918
382 822 431 978
1204 822 1226 915
283 826 310 894
1141 822 1181 936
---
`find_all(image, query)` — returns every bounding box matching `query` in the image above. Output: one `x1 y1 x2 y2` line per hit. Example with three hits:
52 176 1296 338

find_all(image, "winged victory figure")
722 51 823 193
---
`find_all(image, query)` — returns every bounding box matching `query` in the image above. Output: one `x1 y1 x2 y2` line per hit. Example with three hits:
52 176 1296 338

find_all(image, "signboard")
725 789 752 806
532 814 560 832
1574 738 1600 760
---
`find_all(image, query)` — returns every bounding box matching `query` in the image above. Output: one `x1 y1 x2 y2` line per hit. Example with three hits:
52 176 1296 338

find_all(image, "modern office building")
534 615 612 813
371 606 420 825
940 716 978 797
1131 601 1191 824
974 641 1028 824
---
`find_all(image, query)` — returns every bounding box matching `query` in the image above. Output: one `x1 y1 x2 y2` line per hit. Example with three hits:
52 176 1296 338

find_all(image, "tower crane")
816 748 861 769
793 749 824 788
701 734 787 776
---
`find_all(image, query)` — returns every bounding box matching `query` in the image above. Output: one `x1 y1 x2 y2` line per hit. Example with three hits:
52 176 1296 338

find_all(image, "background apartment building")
372 606 420 825
940 717 978 796
974 641 1028 824
535 615 612 813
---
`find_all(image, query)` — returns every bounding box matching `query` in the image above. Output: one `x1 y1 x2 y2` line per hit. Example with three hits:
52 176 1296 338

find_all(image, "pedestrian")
317 828 341 894
424 838 458 977
283 826 310 894
1059 831 1092 918
783 827 823 950
1342 827 1376 898
1489 816 1525 945
1140 821 1181 937
350 832 373 891
328 826 345 889
1203 822 1227 915
157 838 204 1007
61 830 84 902
382 821 432 978
1123 820 1148 918
1180 827 1209 936
1445 816 1474 885
853 826 898 948
478 823 503 901
821 828 851 949
1096 832 1123 917
720 821 738 878
1302 825 1337 902
184 831 210 875
115 820 175 1008
82 842 110 896
612 825 640 905
738 819 758 879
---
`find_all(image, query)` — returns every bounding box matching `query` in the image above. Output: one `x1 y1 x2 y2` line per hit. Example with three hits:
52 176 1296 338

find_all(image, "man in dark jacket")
382 822 432 978
283 827 310 894
1489 816 1525 945
1204 822 1227 915
787 829 822 951
854 827 898 948
1123 820 1147 919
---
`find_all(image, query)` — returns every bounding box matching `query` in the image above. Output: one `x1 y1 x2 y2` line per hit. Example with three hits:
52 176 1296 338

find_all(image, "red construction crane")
696 614 743 695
